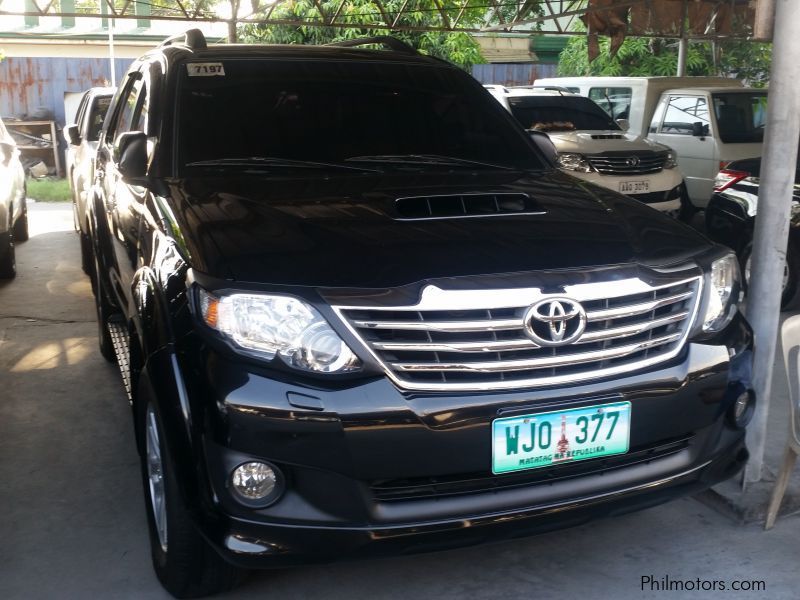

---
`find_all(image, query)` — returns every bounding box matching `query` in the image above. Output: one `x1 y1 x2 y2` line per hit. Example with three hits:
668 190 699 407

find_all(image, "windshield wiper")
185 157 382 173
345 154 515 170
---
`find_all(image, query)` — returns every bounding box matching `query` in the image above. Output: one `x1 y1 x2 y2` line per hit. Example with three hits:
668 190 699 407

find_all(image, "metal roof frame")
0 0 759 39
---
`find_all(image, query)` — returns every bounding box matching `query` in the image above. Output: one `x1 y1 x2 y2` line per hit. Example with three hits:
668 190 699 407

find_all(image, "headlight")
701 254 741 333
557 153 594 173
198 289 361 373
663 151 678 169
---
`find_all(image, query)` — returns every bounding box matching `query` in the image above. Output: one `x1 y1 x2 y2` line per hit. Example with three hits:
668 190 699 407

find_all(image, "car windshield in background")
88 96 113 142
507 96 619 132
177 60 543 171
713 92 768 144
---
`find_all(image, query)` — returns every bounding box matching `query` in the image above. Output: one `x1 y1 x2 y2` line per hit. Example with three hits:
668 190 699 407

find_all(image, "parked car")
89 31 753 598
486 85 686 216
705 157 800 308
0 116 28 278
535 77 767 209
65 86 115 276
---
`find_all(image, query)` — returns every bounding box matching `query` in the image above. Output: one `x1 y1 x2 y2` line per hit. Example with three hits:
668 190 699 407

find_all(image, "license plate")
619 181 649 194
492 401 631 475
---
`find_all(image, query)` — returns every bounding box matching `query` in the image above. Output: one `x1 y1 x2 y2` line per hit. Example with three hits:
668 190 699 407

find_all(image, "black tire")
13 197 29 242
0 230 15 279
94 254 117 362
138 396 242 598
741 242 800 311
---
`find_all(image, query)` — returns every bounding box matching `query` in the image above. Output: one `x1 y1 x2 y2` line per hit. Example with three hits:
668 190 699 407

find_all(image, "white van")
486 85 685 215
534 77 767 208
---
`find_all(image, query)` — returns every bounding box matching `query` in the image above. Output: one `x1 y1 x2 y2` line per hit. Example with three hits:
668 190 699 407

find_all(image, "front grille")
586 151 667 175
335 273 701 392
371 435 693 502
394 193 542 220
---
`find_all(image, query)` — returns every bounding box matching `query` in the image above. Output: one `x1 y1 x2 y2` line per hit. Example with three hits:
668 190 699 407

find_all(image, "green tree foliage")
558 35 772 86
238 0 488 70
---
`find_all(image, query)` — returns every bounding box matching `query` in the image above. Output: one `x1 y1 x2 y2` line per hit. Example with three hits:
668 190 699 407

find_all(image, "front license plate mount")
492 401 632 475
619 180 649 194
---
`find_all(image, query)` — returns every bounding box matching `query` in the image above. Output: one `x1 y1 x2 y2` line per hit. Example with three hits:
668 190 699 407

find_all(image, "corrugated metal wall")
472 63 558 87
0 56 133 125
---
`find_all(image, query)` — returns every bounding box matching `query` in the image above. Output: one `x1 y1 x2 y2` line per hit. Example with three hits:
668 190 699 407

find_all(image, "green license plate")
492 401 631 475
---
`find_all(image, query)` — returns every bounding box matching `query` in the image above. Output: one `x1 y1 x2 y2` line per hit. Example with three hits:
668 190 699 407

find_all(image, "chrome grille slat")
578 311 689 344
373 338 539 352
352 318 521 332
586 291 692 321
390 333 682 373
334 272 702 392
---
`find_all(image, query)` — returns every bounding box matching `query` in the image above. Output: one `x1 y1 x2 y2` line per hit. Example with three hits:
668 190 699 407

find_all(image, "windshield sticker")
187 63 225 77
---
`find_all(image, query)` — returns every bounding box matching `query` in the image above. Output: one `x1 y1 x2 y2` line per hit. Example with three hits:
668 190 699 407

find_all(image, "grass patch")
27 178 71 203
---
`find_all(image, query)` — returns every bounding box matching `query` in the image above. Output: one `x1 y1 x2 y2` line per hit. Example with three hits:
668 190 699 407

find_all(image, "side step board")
107 318 132 402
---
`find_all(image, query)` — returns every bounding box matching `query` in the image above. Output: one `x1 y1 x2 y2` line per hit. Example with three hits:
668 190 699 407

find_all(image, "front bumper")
165 314 752 569
566 169 683 213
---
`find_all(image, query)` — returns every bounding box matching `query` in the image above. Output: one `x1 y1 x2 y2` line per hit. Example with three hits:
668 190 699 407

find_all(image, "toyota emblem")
625 156 641 167
523 298 587 347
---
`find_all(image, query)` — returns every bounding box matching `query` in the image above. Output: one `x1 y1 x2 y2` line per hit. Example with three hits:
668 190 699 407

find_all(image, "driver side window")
108 73 148 148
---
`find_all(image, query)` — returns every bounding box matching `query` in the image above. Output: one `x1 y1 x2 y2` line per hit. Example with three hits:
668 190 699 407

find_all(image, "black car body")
88 31 754 598
705 157 800 307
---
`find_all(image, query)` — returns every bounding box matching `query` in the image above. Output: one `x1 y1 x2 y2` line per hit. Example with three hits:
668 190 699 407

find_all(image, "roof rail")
327 36 417 55
159 29 207 51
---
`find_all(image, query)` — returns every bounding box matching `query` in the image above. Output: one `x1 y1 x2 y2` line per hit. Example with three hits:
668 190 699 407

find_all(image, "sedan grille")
586 151 667 175
334 273 701 392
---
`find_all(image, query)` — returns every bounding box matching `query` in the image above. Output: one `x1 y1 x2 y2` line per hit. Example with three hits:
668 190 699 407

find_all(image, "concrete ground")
1 202 799 600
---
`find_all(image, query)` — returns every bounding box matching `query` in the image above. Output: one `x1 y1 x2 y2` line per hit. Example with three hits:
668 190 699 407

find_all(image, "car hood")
164 169 710 288
547 131 670 154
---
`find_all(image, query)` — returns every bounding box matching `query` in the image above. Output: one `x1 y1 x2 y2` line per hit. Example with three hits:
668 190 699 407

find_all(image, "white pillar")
744 0 800 483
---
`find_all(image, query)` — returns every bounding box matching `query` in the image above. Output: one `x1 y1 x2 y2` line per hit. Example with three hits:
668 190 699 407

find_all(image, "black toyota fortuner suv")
87 30 754 598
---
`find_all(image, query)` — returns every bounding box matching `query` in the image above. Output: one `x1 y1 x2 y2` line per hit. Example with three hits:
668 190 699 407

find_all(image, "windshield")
88 96 113 142
507 96 619 132
177 59 543 171
712 92 768 144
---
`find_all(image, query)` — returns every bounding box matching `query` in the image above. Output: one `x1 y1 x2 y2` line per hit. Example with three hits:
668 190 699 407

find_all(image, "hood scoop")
395 193 544 220
590 134 626 140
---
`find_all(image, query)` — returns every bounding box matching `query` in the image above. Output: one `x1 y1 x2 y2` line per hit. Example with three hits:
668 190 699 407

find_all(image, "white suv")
486 86 685 216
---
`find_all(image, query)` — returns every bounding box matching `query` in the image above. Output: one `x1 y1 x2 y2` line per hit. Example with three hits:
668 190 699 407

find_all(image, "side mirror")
114 131 148 182
65 124 81 146
529 130 558 167
692 122 709 138
616 118 630 132
0 142 13 166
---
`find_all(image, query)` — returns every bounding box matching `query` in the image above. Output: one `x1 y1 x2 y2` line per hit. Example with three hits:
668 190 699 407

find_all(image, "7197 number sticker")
187 63 225 77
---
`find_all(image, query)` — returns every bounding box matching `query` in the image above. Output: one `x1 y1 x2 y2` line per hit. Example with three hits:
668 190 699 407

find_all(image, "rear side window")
712 92 768 144
660 96 710 135
588 87 632 120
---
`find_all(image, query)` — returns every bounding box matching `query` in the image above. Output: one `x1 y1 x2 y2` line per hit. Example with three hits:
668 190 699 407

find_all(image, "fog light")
729 389 755 428
231 462 278 503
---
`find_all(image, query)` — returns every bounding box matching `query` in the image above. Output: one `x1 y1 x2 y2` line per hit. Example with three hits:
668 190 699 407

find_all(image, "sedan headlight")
701 254 741 333
557 153 594 173
663 150 678 169
198 289 361 373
